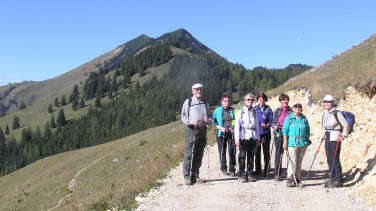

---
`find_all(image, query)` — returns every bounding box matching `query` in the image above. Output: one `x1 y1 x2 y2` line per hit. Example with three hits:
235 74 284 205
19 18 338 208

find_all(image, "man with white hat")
181 83 213 185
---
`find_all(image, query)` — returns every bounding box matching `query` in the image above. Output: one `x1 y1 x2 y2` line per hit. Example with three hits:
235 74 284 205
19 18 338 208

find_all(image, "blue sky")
0 0 375 86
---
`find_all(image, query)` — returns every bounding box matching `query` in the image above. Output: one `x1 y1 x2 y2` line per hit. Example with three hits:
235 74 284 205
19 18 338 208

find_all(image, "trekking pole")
220 133 225 176
189 126 196 184
207 125 211 184
286 150 298 187
232 131 237 176
267 134 274 177
304 139 323 181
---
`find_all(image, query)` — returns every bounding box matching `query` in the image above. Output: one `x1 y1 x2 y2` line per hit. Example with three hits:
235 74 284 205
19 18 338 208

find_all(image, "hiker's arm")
181 99 192 126
204 102 213 125
337 111 350 138
283 135 288 149
266 108 273 128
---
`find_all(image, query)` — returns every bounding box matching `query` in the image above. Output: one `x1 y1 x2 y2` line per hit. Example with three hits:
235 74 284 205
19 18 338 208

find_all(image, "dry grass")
268 34 376 100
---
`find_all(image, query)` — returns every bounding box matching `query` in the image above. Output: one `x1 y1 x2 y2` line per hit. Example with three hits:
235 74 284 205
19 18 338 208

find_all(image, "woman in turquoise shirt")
282 102 310 187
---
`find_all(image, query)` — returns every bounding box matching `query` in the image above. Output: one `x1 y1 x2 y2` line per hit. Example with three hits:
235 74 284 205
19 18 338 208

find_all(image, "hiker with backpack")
181 83 213 185
282 102 311 187
271 94 292 181
234 93 260 182
212 93 237 177
321 94 350 188
254 92 273 177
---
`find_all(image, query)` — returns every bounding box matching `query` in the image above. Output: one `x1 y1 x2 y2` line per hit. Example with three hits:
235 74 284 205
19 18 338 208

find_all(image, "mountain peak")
157 28 211 52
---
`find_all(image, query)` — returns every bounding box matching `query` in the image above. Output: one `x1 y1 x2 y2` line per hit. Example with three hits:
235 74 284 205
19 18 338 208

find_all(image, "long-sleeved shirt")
322 107 349 141
234 105 260 141
212 106 235 137
271 107 292 130
282 113 310 147
255 105 273 136
181 96 212 127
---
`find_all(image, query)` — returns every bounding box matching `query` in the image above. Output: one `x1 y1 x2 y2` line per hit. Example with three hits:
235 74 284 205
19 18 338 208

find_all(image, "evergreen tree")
55 97 59 107
19 101 26 109
112 77 118 96
12 116 20 130
56 109 66 127
48 104 53 113
0 127 5 152
50 113 56 128
44 122 51 138
72 98 79 111
61 95 67 106
21 127 32 143
79 97 85 108
5 125 9 135
95 98 101 108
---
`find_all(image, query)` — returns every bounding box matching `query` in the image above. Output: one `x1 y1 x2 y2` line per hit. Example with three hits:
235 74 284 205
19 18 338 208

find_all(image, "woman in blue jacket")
282 102 310 187
212 94 236 177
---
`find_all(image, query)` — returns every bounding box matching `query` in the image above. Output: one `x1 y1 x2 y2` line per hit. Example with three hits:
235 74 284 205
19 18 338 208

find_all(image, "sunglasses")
323 101 332 103
293 105 302 108
193 88 203 91
246 98 254 101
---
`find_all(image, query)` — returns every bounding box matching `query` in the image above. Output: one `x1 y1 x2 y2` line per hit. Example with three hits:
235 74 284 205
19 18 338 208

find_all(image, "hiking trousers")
274 132 284 177
238 138 257 177
217 132 236 173
325 132 343 182
287 146 307 180
255 133 271 172
183 126 207 180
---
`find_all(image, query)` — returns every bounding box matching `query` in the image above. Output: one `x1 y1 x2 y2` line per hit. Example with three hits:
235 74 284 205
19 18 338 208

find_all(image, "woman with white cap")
282 102 310 187
321 94 349 188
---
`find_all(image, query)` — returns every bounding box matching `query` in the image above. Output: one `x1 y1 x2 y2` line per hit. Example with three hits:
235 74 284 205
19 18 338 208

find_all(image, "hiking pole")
220 133 225 176
232 131 237 176
189 126 197 184
286 150 299 187
304 139 323 181
207 125 211 184
267 134 274 177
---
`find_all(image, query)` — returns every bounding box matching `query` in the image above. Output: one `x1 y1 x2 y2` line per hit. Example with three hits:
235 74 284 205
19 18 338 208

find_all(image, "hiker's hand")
274 125 278 130
235 140 240 146
337 135 344 143
256 140 261 147
192 120 199 126
266 123 271 128
203 116 210 124
261 123 266 128
283 142 287 150
220 127 226 133
321 135 326 141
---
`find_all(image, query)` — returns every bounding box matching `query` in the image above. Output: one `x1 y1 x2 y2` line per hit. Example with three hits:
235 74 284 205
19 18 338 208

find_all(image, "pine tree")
5 125 9 135
0 127 5 152
61 95 66 106
44 122 51 138
48 104 53 113
95 98 101 108
50 113 56 128
54 97 59 107
56 109 66 127
112 77 118 96
19 101 26 109
79 97 85 108
12 116 20 130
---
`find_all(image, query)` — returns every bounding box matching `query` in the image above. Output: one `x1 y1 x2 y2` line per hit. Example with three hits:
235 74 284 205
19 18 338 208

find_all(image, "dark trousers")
325 132 343 182
255 133 271 172
274 133 284 177
238 138 257 177
217 132 236 172
183 126 207 180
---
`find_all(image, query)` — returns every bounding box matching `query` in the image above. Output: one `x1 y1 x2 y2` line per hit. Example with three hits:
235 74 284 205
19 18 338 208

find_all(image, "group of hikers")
181 83 350 188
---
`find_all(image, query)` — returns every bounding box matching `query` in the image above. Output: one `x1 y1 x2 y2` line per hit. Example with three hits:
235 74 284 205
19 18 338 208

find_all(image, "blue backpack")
334 110 355 134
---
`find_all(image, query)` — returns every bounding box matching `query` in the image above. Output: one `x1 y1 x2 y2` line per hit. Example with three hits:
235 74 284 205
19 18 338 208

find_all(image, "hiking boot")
252 171 261 176
184 179 191 185
195 176 205 184
286 179 295 187
324 180 332 188
248 175 256 182
239 175 247 183
329 180 343 188
222 170 230 176
229 171 237 177
274 175 282 181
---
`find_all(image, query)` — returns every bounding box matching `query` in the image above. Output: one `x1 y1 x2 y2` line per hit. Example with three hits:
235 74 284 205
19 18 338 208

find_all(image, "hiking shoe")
222 171 230 176
324 180 332 188
184 179 191 185
329 180 343 188
195 177 205 184
248 175 256 182
229 172 237 177
239 175 247 183
286 179 295 187
274 175 282 181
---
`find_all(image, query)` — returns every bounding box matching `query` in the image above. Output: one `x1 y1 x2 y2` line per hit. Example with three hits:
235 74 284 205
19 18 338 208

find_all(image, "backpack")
333 110 355 134
187 97 207 117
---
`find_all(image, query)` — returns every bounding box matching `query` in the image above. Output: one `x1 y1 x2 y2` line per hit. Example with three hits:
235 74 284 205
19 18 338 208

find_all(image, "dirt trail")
49 157 103 211
137 140 371 210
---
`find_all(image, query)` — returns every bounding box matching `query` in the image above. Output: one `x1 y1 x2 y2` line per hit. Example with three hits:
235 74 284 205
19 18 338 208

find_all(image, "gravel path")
137 140 370 210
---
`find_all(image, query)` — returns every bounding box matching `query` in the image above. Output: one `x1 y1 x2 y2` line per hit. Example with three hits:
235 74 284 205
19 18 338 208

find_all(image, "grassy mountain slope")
0 121 193 210
268 34 376 100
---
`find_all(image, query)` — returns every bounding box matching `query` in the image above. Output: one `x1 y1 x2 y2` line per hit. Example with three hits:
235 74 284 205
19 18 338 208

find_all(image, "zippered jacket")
212 106 235 137
282 113 310 147
234 105 260 141
255 105 273 136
